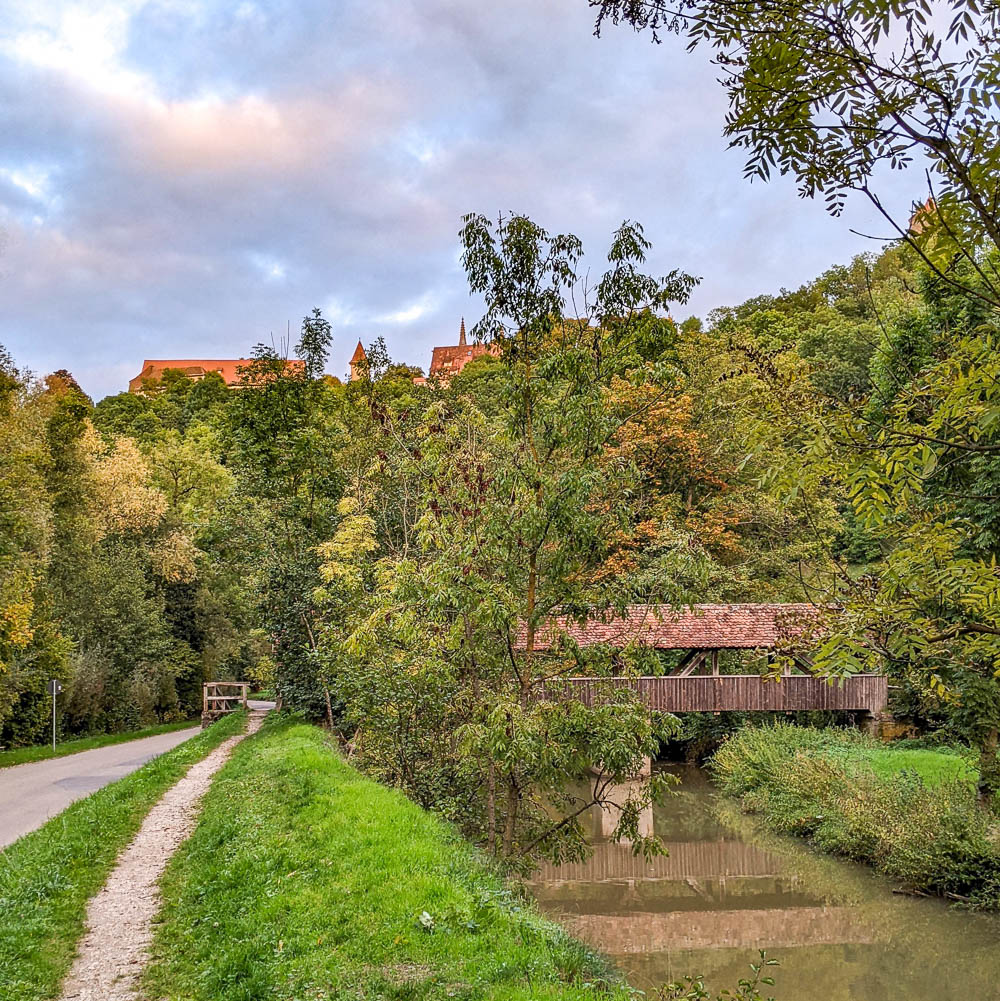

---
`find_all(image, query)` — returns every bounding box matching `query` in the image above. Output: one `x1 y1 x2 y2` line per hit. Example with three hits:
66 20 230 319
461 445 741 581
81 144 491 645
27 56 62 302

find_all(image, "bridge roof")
520 603 822 651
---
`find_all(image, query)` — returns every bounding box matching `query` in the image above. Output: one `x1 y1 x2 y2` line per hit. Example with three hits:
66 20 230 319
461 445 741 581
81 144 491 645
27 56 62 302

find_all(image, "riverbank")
711 723 1000 907
0 718 199 769
0 711 245 1001
144 717 638 1000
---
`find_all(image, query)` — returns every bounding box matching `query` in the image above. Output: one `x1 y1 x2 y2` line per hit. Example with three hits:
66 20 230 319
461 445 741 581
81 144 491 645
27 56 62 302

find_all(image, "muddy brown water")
526 766 1000 999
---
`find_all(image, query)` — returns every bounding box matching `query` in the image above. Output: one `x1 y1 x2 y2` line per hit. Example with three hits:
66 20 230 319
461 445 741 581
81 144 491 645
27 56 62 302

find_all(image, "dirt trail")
59 709 268 1001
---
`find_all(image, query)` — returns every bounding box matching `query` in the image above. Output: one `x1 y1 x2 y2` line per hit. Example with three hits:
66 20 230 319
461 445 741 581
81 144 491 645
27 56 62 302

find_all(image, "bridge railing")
202 681 250 716
539 674 888 714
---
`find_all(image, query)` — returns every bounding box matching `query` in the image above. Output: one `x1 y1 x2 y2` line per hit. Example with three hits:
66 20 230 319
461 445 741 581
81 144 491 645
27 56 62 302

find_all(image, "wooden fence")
202 681 250 716
540 674 888 714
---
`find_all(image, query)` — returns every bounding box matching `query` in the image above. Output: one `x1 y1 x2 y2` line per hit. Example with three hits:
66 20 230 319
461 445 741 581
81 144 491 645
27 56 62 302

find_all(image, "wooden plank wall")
541 675 888 714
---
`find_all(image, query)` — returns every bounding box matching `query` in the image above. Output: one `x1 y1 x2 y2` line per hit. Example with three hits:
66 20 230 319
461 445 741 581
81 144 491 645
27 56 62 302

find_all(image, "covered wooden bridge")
525 604 888 719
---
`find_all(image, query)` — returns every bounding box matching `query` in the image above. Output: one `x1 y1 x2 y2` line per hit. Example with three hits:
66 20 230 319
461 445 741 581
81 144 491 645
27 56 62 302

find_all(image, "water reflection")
527 765 1000 998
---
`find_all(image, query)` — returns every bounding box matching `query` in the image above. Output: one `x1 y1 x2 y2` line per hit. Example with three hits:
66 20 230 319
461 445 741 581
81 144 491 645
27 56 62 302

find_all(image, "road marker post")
47 679 63 752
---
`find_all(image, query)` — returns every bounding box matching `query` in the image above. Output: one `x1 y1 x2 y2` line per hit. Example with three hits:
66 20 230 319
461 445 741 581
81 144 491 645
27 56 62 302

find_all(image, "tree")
146 426 234 524
224 310 344 719
318 217 705 863
594 0 1000 298
0 352 71 741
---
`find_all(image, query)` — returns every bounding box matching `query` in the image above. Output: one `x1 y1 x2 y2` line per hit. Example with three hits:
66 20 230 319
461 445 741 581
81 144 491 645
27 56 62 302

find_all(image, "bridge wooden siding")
541 674 888 715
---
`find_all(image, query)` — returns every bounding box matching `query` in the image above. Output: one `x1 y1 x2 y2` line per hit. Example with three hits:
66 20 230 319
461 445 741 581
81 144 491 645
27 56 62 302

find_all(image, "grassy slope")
0 711 246 1001
145 719 633 1001
0 719 199 769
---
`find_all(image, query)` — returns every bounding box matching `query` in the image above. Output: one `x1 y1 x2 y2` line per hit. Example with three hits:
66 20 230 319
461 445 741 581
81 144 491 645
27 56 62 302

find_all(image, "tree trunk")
487 762 497 853
323 684 335 731
502 777 519 856
978 726 999 807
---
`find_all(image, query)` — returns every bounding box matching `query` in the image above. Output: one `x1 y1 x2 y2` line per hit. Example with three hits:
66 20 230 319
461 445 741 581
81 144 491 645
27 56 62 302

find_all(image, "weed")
711 724 1000 907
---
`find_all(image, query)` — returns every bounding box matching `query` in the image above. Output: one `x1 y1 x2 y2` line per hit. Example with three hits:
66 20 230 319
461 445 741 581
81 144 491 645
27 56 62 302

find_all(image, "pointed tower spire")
349 340 367 381
458 317 467 346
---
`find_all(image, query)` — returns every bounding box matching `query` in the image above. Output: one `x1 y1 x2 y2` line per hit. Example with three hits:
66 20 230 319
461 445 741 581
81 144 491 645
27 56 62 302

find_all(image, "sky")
0 0 916 401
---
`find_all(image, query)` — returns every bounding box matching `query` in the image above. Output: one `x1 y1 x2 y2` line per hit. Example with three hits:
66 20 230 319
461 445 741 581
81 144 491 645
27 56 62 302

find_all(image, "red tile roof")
516 604 824 651
128 358 304 393
427 342 494 378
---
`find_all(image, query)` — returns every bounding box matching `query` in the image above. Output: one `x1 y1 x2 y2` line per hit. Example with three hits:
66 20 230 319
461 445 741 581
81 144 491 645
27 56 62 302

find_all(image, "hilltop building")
414 319 496 385
347 321 496 386
128 358 304 394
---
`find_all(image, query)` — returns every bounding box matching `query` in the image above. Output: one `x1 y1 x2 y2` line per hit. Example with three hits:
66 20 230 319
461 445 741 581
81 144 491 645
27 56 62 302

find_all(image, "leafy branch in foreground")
656 951 778 1001
594 0 1000 804
594 0 1000 307
316 215 702 864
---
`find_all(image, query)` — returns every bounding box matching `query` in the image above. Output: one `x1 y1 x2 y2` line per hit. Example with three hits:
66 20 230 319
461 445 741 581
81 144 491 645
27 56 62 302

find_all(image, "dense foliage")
5 204 1000 857
309 216 846 865
7 0 1000 845
597 0 1000 803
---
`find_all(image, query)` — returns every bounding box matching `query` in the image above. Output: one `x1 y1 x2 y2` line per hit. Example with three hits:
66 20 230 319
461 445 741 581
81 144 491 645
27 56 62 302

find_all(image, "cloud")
0 0 916 400
378 292 437 326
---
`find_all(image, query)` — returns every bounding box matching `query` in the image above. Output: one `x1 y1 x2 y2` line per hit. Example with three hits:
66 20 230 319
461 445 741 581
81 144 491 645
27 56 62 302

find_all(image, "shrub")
711 723 1000 907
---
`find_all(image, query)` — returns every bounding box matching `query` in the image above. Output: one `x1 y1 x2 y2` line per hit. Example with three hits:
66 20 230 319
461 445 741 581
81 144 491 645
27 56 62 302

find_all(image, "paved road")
0 726 201 850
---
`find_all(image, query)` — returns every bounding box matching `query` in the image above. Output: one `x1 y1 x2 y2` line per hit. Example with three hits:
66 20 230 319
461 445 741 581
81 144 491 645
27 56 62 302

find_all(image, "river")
527 765 1000 998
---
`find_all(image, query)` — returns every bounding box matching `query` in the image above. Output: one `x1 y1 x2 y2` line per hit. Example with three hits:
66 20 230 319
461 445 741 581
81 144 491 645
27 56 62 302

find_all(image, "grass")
863 744 978 786
0 711 246 1001
0 718 200 769
711 723 1000 907
144 717 634 1001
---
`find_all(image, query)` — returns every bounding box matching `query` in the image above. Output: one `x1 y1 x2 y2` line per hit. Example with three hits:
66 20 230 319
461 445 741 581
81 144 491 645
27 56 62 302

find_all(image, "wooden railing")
202 681 250 715
539 674 888 714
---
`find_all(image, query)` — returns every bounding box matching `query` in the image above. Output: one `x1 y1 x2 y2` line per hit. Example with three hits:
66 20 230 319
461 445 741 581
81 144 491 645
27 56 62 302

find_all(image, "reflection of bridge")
532 840 780 883
560 906 881 953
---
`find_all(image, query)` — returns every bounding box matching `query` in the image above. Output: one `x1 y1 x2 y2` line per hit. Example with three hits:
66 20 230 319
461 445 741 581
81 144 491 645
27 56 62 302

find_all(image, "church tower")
349 340 367 381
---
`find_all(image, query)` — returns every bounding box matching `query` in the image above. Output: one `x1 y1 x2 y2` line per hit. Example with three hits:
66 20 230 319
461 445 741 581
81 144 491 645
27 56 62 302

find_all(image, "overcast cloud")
0 0 914 400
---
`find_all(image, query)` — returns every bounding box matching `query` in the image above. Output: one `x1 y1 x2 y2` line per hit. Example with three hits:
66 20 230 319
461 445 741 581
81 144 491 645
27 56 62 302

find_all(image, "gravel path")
59 709 269 1001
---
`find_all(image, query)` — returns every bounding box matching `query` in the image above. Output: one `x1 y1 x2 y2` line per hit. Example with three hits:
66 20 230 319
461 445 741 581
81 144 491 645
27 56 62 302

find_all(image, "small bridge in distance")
201 681 251 727
525 604 888 720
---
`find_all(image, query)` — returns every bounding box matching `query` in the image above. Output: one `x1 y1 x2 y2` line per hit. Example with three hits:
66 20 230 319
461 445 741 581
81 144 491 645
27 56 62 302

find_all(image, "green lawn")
0 719 199 769
0 711 246 1001
144 718 634 1001
862 744 978 786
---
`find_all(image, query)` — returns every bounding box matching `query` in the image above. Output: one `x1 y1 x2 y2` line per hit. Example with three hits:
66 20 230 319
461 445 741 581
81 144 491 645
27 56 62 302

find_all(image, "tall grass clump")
711 723 1000 907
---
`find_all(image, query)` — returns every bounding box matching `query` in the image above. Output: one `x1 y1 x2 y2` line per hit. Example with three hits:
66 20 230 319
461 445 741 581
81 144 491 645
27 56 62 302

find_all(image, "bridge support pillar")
859 711 898 740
